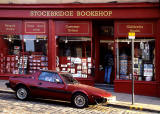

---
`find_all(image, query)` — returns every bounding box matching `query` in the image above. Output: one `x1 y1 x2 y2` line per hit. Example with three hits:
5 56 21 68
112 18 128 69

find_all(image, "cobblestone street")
0 92 155 114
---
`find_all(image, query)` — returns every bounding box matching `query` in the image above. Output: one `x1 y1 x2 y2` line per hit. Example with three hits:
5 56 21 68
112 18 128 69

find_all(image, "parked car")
6 70 115 108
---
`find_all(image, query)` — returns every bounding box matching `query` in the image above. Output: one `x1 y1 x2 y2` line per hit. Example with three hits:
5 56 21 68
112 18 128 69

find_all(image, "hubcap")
17 88 27 100
74 95 85 107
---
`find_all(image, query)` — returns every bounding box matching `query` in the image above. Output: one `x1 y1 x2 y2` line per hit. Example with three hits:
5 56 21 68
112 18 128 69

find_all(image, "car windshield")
60 73 79 84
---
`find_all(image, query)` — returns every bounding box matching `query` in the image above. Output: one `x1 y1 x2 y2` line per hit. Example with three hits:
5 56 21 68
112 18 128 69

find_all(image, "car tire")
16 86 29 100
72 93 88 108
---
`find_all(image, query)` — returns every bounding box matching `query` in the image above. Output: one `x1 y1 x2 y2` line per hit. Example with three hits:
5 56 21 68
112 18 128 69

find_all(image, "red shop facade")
0 3 160 97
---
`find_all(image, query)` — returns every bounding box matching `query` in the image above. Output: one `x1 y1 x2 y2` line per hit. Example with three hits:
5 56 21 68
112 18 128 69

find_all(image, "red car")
6 70 115 108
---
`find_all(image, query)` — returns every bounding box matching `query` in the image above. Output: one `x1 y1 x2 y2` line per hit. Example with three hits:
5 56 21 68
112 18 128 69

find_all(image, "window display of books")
58 56 92 78
28 55 48 73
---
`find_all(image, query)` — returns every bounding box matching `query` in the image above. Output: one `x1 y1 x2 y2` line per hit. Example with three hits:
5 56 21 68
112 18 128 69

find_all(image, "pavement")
95 83 160 113
0 80 160 113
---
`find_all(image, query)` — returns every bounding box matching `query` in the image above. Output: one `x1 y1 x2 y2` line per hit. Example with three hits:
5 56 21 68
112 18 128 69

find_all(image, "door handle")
38 82 42 85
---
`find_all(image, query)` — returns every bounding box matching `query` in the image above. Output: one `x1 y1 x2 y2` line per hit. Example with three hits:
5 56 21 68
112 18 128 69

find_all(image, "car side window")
39 71 63 83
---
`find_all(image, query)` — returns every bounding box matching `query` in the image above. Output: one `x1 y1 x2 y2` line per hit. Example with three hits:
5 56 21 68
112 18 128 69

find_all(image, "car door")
34 71 71 100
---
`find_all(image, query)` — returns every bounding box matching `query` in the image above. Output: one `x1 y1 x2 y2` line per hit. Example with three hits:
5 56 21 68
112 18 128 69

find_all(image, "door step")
94 83 114 92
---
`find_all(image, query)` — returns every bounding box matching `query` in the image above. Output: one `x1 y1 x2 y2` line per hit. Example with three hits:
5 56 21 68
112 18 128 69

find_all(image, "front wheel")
72 93 88 108
16 86 29 100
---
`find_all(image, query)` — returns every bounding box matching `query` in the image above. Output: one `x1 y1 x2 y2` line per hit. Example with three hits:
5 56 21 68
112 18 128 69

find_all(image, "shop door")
98 41 115 84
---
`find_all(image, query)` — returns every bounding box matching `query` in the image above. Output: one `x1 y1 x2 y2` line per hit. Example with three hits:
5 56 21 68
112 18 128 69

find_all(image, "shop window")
24 35 48 74
0 35 22 74
56 36 91 78
0 34 48 75
116 38 155 81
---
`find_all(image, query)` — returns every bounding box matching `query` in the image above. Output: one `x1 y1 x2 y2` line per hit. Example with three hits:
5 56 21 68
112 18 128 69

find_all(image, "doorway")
93 20 115 84
99 41 115 84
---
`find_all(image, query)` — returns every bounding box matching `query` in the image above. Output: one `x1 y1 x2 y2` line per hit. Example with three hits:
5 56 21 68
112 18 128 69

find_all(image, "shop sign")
0 20 22 35
128 32 135 39
24 21 47 34
116 22 155 37
30 10 112 17
55 21 92 36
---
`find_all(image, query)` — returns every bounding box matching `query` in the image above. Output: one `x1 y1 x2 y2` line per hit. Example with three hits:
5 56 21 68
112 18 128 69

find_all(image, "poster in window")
144 64 153 76
76 48 82 57
77 71 82 74
82 69 87 74
67 68 71 72
88 69 91 74
72 74 80 77
82 63 87 67
62 68 66 71
77 65 81 70
74 58 81 64
144 64 153 77
67 63 71 66
71 57 76 63
82 59 86 63
88 63 92 68
67 57 71 60
71 68 75 73
87 57 91 62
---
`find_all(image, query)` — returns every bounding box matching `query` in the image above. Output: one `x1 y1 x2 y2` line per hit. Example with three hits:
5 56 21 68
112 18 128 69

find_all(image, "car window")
60 73 79 84
38 71 63 83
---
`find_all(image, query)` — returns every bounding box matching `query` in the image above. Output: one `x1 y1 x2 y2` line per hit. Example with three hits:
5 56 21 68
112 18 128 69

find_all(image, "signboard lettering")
24 21 47 34
115 21 155 37
55 21 91 36
30 10 112 17
0 20 22 35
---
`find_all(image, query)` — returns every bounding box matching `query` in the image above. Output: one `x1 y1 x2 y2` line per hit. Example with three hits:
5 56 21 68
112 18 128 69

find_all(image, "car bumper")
106 96 116 103
94 96 116 104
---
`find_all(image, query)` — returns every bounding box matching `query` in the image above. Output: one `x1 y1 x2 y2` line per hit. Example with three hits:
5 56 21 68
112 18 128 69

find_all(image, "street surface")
0 92 156 114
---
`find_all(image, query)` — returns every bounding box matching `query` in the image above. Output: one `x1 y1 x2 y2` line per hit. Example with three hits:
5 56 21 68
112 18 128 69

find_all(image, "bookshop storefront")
0 20 48 75
114 20 158 97
0 3 160 97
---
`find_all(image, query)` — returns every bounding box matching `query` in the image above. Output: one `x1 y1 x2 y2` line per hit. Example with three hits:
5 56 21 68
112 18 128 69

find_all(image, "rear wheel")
72 93 88 108
16 86 29 100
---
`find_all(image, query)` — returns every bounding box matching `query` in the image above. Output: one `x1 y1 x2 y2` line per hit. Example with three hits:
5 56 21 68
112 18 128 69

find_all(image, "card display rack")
0 52 48 74
57 56 92 78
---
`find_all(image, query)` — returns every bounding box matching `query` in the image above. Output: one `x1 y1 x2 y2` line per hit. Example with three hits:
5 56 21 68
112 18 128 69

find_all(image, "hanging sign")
0 20 22 35
55 21 92 36
24 21 48 35
128 32 135 39
115 21 155 37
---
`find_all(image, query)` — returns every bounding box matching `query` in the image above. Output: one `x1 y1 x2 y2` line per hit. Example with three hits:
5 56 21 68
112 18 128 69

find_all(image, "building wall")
0 0 158 4
0 2 159 96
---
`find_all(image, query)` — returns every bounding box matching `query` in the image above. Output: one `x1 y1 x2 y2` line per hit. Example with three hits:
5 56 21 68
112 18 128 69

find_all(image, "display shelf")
57 56 92 78
28 54 48 73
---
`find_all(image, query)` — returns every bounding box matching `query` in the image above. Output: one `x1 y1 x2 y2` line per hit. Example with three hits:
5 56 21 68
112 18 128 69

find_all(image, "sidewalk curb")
0 89 160 113
107 103 160 113
0 89 14 94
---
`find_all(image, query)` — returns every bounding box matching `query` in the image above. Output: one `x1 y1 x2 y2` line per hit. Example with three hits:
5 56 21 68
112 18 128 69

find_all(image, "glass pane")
0 34 48 75
0 35 23 74
116 38 155 81
23 35 48 74
57 36 91 78
39 71 62 83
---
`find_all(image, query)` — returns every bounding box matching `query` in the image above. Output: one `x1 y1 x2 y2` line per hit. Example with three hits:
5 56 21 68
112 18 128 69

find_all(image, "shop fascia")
30 10 112 17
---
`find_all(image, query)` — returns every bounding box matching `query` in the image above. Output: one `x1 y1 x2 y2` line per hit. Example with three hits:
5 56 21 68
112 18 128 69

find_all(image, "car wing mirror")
55 79 60 83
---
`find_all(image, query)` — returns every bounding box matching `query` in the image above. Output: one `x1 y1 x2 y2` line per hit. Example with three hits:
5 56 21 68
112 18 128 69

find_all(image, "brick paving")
0 92 151 114
0 80 159 114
